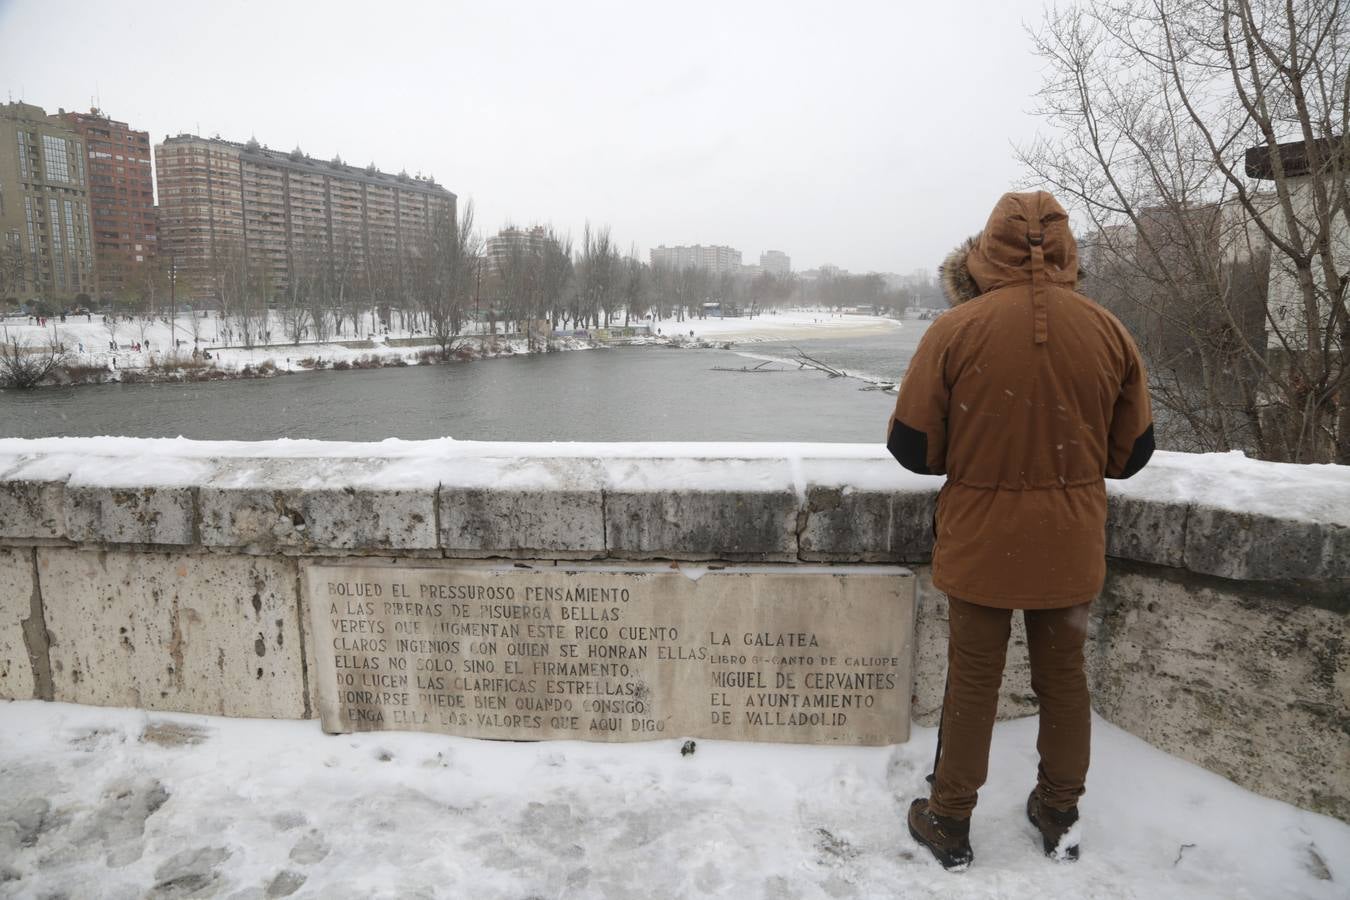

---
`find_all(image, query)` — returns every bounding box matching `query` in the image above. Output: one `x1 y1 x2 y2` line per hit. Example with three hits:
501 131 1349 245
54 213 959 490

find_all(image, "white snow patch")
1052 822 1082 861
0 702 1344 899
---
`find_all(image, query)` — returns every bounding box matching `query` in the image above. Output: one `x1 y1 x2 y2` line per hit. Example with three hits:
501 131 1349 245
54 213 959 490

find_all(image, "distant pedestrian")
890 191 1154 870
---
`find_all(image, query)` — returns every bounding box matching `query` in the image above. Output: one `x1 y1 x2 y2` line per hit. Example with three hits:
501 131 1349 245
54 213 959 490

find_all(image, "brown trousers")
928 596 1092 819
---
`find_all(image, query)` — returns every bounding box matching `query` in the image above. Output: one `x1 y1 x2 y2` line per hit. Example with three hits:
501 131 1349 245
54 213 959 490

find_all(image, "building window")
42 135 72 183
23 198 37 271
48 199 61 257
82 206 94 273
16 131 30 179
49 198 65 292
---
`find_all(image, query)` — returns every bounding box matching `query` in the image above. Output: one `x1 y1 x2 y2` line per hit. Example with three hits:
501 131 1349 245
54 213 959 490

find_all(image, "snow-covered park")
1 701 1344 899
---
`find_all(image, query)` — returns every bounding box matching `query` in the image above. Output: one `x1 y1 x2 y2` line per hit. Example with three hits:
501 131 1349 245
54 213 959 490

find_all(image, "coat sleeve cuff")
1107 423 1155 479
887 418 933 475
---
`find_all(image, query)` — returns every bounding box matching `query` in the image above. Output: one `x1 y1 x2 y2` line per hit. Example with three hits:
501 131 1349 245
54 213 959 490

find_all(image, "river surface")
0 324 930 442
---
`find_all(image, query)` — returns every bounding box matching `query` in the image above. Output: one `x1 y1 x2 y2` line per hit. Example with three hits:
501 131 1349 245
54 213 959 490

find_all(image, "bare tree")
0 334 68 388
418 201 479 359
621 247 648 326
540 228 574 332
1021 0 1350 463
280 238 327 345
103 304 120 350
328 229 359 339
572 225 620 328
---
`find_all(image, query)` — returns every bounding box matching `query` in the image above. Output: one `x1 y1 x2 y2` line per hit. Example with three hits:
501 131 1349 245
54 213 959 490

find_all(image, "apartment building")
0 102 97 304
759 250 790 277
62 108 156 299
484 225 552 274
650 244 742 276
155 134 456 300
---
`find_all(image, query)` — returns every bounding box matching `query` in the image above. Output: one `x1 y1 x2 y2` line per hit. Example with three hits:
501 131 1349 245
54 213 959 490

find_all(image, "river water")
0 324 930 443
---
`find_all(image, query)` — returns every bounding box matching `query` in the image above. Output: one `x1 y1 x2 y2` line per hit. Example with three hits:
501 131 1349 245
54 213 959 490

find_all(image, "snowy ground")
0 309 901 383
1 702 1344 899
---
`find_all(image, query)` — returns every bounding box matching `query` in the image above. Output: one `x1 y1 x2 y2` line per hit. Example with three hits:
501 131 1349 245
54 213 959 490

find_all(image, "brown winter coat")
887 191 1153 609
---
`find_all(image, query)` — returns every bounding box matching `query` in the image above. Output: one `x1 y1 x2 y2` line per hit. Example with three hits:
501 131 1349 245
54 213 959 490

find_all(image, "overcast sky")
0 0 1056 275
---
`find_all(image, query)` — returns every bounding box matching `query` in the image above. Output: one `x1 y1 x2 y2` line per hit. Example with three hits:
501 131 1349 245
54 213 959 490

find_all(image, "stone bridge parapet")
0 439 1346 819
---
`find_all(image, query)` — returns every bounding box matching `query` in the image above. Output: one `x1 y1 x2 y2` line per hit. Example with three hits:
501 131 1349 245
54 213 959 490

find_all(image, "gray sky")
0 0 1054 275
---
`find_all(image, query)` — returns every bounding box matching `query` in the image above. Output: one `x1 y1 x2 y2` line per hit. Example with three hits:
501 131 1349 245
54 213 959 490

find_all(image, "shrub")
47 363 114 386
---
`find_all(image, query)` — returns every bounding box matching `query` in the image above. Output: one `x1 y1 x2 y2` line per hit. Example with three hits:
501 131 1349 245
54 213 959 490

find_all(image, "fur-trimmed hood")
939 235 983 306
938 192 1080 308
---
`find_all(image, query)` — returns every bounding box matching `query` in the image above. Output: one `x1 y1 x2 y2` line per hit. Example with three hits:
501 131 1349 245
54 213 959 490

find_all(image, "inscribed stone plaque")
304 562 914 745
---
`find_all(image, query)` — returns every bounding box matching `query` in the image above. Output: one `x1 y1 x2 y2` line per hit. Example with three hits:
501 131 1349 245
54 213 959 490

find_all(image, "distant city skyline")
0 0 1055 276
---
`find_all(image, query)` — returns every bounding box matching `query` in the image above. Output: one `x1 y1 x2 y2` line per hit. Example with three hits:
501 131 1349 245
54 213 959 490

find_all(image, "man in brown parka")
886 191 1154 870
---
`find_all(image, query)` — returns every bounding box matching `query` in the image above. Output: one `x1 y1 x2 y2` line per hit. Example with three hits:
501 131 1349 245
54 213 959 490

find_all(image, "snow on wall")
0 438 1346 580
0 437 1344 515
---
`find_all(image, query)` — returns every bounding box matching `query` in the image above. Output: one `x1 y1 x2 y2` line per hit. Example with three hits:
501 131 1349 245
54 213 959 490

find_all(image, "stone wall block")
0 472 65 541
1093 565 1350 821
798 486 892 561
64 483 196 546
440 488 605 558
200 485 439 552
797 488 935 563
604 489 799 561
0 547 36 700
890 490 938 562
1106 493 1186 568
1184 506 1343 581
37 547 305 718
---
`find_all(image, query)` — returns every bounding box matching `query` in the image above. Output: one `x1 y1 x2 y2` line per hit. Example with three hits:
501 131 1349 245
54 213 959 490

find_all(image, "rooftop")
160 132 455 197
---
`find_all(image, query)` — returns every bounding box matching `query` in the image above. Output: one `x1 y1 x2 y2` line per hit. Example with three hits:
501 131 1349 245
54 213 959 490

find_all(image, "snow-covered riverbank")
1 309 903 388
0 701 1343 899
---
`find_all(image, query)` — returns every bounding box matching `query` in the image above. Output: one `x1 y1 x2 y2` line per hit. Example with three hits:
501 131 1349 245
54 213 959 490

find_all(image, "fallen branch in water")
792 346 898 392
712 348 898 393
711 360 792 373
790 346 848 378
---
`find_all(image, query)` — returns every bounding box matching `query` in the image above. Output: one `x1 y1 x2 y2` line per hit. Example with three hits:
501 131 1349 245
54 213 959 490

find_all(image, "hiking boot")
1026 789 1080 861
907 798 973 870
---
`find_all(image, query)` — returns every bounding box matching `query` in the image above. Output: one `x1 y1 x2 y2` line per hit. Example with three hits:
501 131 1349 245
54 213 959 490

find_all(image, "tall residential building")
62 108 156 299
484 225 551 274
0 102 97 303
155 134 456 300
650 244 742 275
759 250 790 277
